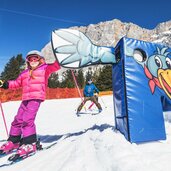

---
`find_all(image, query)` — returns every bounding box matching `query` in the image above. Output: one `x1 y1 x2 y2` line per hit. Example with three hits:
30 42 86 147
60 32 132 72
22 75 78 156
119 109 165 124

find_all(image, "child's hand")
94 93 98 96
0 80 4 87
0 80 9 89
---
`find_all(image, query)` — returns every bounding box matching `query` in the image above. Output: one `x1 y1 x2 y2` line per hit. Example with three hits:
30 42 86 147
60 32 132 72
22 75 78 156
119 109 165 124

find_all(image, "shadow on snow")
38 124 114 144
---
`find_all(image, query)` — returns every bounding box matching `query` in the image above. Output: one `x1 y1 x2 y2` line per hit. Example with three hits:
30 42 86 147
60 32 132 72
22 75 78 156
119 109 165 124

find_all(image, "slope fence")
0 88 112 102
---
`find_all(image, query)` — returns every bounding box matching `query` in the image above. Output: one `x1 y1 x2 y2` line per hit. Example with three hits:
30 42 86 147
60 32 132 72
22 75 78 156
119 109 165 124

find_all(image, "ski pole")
88 102 94 109
71 70 86 111
0 100 8 137
99 96 107 109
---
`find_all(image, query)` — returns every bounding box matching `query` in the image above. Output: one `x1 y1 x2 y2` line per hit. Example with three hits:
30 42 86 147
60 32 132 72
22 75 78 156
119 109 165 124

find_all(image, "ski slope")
0 95 171 171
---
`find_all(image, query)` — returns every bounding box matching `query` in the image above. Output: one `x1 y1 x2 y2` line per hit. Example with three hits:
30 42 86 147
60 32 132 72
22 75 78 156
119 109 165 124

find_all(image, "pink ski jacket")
8 61 60 101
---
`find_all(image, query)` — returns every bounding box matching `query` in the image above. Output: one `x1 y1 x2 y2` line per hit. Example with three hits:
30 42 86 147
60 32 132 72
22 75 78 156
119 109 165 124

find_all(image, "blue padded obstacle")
51 29 171 143
112 37 171 143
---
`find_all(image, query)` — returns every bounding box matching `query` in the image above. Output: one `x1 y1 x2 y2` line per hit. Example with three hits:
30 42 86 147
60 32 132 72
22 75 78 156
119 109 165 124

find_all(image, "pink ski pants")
9 99 42 138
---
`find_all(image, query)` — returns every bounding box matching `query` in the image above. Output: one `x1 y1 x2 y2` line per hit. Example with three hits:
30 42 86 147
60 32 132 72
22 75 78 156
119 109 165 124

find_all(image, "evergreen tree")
60 70 75 88
76 69 85 88
48 72 60 88
0 54 25 80
92 67 100 83
95 65 112 91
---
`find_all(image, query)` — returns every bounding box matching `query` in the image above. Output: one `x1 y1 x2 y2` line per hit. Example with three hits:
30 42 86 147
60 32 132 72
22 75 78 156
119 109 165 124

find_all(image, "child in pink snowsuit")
0 50 60 156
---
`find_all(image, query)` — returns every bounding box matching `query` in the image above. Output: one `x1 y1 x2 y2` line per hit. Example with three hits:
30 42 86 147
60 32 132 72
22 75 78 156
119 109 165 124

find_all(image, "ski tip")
8 154 20 162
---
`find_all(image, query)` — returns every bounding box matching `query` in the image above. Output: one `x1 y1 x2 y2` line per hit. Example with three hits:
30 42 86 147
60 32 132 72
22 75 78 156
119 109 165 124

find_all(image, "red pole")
0 86 9 138
88 102 94 109
71 70 86 111
0 100 8 137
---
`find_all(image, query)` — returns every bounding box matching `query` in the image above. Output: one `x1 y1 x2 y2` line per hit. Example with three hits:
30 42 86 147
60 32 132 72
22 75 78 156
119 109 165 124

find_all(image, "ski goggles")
26 55 41 62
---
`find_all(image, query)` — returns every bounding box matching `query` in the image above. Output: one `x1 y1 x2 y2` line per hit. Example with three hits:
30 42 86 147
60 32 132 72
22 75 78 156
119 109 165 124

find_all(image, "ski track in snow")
0 95 171 171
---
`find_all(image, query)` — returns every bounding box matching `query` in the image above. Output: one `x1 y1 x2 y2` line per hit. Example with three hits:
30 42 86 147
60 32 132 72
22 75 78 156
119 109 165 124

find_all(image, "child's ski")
0 140 58 168
0 149 17 159
76 109 102 116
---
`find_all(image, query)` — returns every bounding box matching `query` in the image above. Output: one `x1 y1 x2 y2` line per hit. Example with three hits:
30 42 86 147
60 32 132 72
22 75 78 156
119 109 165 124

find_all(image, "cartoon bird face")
147 54 171 77
147 54 171 98
133 47 171 98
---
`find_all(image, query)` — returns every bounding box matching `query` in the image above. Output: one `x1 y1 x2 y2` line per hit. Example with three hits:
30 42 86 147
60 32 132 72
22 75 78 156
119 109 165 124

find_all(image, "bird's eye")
155 56 162 68
166 57 171 69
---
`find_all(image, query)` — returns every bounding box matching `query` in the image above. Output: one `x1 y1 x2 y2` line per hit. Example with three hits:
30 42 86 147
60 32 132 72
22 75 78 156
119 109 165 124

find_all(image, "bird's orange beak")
158 69 171 99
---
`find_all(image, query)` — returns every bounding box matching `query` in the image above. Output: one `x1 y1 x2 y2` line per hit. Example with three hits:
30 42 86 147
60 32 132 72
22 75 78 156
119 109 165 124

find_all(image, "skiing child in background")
77 78 102 113
0 50 60 157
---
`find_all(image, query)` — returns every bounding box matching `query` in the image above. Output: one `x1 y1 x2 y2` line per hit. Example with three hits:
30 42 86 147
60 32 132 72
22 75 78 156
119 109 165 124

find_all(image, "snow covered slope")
0 95 171 171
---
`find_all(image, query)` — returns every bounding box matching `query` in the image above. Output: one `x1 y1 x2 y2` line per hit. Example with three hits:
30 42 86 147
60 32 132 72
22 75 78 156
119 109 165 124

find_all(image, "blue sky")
0 0 170 73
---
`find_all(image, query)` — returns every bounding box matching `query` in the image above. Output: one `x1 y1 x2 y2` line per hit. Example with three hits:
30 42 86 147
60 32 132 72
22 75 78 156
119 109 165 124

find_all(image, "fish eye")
155 56 162 68
166 57 171 69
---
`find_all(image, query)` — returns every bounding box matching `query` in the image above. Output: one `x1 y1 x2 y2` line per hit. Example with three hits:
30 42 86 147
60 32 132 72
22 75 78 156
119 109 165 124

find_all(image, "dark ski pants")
77 96 102 112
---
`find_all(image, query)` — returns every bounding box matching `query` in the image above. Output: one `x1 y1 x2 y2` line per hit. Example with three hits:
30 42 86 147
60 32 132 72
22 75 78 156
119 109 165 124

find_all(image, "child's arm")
45 61 61 78
8 74 22 89
94 84 99 94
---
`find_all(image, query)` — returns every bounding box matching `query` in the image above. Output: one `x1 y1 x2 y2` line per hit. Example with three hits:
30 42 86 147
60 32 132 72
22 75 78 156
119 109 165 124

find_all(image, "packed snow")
0 95 171 171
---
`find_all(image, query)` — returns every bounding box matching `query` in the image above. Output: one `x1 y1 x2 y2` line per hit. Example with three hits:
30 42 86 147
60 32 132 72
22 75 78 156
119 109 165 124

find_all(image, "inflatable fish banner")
51 29 115 68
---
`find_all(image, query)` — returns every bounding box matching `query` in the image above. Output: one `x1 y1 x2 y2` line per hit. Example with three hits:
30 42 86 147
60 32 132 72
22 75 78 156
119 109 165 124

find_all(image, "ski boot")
36 138 43 150
8 139 42 162
98 109 102 113
76 109 81 116
0 141 20 155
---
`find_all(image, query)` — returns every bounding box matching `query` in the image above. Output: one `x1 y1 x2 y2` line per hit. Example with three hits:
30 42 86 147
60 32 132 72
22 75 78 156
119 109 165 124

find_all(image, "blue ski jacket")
83 83 99 97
